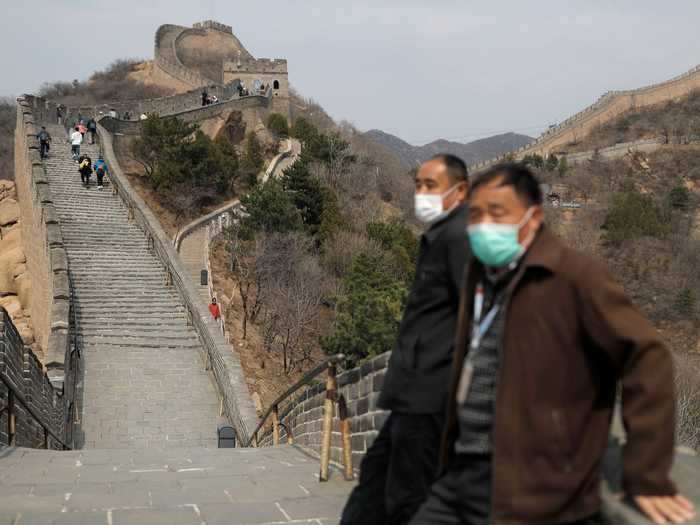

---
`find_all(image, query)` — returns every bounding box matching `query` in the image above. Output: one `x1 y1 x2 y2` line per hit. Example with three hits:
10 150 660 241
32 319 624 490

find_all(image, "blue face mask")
467 208 535 268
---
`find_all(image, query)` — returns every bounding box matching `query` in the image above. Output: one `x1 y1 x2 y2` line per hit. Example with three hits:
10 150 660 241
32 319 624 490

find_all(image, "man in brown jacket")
409 163 694 525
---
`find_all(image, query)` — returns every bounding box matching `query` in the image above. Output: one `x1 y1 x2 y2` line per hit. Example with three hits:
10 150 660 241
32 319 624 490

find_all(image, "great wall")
1 19 699 524
471 63 700 171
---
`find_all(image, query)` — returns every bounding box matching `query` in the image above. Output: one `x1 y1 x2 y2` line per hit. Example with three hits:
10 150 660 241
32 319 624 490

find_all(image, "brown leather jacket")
441 227 677 524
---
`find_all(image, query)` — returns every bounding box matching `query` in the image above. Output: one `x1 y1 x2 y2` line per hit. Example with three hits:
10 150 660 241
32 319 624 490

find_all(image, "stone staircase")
42 126 220 449
0 445 348 524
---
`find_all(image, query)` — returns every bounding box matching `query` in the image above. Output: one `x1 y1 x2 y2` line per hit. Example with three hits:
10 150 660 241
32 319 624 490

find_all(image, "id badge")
456 361 474 405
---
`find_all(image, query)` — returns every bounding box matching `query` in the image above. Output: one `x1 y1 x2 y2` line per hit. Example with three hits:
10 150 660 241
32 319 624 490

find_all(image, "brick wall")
259 352 390 471
0 307 68 449
14 96 71 368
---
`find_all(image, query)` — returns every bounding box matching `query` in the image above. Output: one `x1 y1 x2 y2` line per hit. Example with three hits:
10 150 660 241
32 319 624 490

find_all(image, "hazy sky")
2 1 700 145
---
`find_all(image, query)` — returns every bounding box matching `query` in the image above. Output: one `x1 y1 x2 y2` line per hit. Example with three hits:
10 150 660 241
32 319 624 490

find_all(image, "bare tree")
225 226 257 339
254 233 325 373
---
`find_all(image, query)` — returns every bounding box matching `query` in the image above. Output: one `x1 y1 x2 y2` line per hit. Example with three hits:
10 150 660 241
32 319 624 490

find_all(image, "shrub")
266 113 289 137
238 180 303 239
322 251 408 366
675 288 697 317
242 131 265 173
668 185 691 210
601 188 668 246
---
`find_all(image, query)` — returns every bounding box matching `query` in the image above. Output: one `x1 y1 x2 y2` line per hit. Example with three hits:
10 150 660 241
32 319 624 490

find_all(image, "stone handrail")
174 199 242 251
96 123 259 445
261 138 294 183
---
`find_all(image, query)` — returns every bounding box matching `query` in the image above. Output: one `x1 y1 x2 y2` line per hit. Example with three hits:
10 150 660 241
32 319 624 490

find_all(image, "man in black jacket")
340 154 470 525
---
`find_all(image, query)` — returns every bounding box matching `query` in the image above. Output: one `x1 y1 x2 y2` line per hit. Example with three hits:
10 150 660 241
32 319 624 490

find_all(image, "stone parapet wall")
97 125 259 444
14 96 71 367
193 20 233 34
64 81 242 122
0 307 68 449
259 352 390 470
153 24 216 89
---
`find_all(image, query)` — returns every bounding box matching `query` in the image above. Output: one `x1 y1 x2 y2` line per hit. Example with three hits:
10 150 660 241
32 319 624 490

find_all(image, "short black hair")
430 153 468 184
471 162 542 206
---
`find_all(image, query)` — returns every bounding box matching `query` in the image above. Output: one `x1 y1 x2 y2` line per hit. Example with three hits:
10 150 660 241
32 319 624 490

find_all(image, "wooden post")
252 432 258 448
337 395 353 481
272 404 280 446
127 206 134 221
319 365 337 482
43 427 49 449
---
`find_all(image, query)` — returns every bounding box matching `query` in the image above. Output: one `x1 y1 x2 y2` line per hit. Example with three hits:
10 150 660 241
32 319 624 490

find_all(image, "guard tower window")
273 80 280 90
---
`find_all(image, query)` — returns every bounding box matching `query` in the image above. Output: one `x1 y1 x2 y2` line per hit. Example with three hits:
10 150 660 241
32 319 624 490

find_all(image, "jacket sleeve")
445 232 470 297
578 260 677 496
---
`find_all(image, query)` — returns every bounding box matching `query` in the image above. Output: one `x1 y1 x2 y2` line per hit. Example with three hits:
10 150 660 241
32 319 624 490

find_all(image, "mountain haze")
365 129 533 168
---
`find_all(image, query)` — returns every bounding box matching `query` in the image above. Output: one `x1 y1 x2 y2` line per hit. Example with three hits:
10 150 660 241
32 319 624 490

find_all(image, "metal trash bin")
200 269 208 286
217 419 236 448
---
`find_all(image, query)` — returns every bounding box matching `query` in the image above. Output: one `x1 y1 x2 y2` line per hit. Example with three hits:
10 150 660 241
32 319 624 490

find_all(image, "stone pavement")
178 228 210 304
43 127 220 449
0 445 351 524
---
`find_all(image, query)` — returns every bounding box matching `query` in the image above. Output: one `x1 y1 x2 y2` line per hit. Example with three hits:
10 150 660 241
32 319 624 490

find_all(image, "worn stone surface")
0 445 351 524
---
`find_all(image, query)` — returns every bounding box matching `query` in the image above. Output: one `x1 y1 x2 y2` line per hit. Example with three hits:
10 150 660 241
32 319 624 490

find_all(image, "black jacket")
378 204 470 414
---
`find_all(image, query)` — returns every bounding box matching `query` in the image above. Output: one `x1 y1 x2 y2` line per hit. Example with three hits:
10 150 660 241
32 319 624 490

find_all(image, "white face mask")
414 184 461 224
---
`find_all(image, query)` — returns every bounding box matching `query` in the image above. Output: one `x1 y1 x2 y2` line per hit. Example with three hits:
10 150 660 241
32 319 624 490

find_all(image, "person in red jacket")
209 298 221 320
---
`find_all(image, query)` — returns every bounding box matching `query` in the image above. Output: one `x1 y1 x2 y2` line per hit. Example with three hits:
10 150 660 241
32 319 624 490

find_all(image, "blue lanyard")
470 283 500 351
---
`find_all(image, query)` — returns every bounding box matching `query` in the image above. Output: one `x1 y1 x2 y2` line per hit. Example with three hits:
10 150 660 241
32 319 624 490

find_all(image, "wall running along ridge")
153 24 218 89
471 63 700 170
63 81 243 122
14 96 71 367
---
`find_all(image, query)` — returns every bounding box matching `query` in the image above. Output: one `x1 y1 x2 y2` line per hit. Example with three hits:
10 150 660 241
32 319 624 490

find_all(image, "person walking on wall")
409 163 695 525
340 154 470 525
36 126 52 160
78 153 92 187
209 298 221 320
78 120 87 140
93 155 108 190
70 126 82 161
87 117 97 145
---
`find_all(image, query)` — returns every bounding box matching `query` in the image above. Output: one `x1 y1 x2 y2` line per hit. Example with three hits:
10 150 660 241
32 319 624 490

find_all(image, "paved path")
44 127 220 449
0 445 350 524
178 228 210 304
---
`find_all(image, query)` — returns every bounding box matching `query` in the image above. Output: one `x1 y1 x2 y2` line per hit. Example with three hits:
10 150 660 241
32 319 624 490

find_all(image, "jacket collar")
423 203 468 244
521 226 563 273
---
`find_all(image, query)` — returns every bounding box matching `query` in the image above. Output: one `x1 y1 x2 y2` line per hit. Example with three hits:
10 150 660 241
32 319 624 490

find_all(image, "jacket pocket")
551 409 574 472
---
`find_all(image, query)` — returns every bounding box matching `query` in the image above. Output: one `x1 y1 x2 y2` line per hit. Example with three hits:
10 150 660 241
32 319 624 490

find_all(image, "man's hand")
634 494 695 524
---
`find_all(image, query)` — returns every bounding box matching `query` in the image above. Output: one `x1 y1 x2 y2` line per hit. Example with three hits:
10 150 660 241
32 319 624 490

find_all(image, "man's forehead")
417 159 447 178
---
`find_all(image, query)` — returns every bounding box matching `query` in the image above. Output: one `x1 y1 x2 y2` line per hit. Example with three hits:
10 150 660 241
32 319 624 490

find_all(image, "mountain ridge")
364 129 533 168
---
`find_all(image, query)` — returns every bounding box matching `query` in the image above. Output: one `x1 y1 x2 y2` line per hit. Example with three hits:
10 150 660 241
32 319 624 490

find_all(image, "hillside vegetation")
540 144 700 448
39 59 173 106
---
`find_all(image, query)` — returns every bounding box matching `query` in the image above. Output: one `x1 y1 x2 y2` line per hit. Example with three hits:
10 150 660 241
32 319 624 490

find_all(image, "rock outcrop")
0 180 36 355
